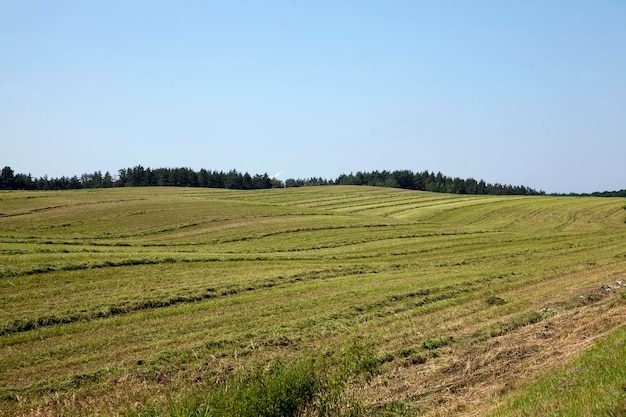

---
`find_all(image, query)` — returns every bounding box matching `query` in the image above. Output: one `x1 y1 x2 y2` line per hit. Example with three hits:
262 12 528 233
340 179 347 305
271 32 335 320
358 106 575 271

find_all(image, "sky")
1 1 625 194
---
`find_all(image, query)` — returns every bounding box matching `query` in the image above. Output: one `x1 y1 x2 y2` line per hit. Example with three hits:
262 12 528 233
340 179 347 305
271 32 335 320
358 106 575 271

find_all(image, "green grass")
1 186 625 416
489 325 626 417
142 340 380 417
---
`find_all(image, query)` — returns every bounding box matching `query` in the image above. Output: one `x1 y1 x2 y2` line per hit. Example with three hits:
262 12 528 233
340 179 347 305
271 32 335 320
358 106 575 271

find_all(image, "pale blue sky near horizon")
1 1 625 193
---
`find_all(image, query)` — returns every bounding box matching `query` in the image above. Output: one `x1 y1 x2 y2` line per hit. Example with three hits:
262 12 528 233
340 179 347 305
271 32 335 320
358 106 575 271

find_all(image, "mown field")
1 186 625 416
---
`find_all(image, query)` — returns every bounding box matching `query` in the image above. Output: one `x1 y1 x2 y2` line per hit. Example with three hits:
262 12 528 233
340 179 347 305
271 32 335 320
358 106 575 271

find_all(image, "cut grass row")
4 226 622 338
1 186 625 415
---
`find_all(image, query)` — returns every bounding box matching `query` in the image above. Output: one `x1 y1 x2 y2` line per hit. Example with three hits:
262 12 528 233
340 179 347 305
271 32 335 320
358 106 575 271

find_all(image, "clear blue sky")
1 1 625 193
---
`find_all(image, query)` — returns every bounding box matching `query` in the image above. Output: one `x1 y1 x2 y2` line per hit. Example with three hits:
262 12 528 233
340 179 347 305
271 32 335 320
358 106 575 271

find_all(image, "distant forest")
0 165 624 197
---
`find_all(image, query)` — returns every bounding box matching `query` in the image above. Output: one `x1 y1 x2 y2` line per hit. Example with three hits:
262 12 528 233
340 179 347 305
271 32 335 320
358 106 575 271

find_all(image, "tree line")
0 166 281 191
1 164 621 196
332 170 544 195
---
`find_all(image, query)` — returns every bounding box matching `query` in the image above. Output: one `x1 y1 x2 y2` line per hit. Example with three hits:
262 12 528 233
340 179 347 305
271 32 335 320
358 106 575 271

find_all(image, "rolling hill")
1 186 625 416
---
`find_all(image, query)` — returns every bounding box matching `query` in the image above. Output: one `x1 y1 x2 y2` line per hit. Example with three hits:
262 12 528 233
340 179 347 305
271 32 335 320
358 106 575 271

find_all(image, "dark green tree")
103 172 113 188
0 166 15 189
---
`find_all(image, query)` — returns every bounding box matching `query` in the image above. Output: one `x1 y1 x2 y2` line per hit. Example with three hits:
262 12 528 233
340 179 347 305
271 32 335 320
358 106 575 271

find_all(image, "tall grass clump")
202 358 320 417
150 342 380 417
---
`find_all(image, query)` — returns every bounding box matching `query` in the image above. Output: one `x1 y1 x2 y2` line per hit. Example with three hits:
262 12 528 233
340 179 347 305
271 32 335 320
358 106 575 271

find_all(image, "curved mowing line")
383 197 519 220
117 221 394 247
116 212 342 240
311 197 433 211
238 229 495 254
198 223 396 245
278 228 626 263
283 192 411 209
0 263 399 336
325 197 457 214
1 254 337 279
0 198 148 218
0 212 340 243
0 257 193 279
265 195 365 207
282 196 380 210
377 201 491 219
287 271 514 341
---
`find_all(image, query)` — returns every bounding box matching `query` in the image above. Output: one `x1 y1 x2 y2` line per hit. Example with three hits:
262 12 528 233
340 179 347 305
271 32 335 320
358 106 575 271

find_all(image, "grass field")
1 186 625 416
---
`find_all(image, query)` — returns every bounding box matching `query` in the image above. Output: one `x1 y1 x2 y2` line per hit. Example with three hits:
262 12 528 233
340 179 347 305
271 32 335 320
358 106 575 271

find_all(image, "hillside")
1 186 625 416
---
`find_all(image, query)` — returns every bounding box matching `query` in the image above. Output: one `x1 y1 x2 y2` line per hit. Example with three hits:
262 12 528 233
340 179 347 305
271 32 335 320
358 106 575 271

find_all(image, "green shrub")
164 341 382 417
196 358 319 417
421 336 452 351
